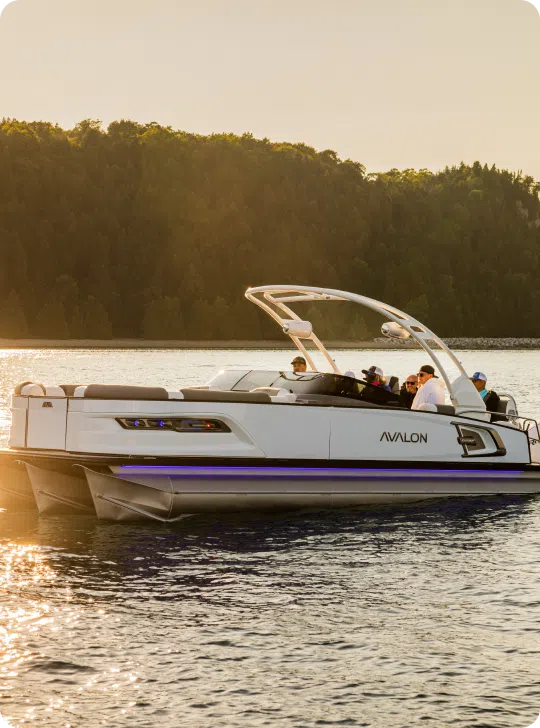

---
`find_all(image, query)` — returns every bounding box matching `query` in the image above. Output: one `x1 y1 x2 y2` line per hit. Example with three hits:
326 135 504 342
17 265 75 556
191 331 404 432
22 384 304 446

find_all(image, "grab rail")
456 408 537 430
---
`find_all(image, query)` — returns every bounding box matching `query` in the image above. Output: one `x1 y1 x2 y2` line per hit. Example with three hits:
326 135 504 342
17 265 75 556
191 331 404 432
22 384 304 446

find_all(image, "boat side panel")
66 401 266 458
330 408 530 464
26 397 68 450
22 397 531 466
9 396 28 448
65 400 331 459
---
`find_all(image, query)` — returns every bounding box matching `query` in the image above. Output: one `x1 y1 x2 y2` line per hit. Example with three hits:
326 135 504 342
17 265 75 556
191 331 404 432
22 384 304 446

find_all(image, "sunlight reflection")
0 544 56 697
0 537 141 724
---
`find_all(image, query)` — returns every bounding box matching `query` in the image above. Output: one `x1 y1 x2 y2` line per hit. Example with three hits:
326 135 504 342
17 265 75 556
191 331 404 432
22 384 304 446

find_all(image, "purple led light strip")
119 465 524 475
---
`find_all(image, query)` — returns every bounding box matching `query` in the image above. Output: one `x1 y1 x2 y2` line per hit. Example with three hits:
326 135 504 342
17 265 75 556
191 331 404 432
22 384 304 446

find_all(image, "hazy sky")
0 0 539 176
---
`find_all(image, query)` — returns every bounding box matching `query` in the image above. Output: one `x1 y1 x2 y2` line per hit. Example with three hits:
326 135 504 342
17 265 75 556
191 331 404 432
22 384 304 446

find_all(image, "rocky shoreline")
0 338 539 349
372 337 540 350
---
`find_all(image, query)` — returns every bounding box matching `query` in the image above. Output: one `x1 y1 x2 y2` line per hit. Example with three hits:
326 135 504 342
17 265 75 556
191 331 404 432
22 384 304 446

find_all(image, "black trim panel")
453 422 507 458
0 448 529 472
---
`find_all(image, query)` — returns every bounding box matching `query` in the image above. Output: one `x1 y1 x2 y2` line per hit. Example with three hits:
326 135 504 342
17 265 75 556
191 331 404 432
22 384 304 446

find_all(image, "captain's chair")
491 394 518 424
386 376 399 395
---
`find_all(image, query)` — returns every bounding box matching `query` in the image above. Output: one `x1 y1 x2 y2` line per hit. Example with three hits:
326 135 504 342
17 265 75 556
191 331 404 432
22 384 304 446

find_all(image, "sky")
0 0 539 176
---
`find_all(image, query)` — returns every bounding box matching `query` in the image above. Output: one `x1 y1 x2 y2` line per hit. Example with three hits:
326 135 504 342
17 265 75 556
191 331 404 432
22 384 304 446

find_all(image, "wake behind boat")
1 284 540 522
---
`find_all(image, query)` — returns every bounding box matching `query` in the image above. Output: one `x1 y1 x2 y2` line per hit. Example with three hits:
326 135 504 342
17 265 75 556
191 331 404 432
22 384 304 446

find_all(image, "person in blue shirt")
470 372 501 421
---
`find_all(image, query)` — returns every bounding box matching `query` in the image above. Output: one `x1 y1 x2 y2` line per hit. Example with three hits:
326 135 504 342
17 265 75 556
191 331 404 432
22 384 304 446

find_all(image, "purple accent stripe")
119 465 524 475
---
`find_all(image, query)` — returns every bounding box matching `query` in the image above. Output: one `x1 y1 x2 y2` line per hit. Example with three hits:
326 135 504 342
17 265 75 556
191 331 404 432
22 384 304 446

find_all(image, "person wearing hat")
291 356 307 373
470 372 501 421
411 364 445 410
362 365 391 392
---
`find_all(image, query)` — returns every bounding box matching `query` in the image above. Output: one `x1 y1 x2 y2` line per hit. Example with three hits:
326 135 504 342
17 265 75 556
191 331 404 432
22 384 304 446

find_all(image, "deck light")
282 320 313 338
381 321 411 340
116 417 230 432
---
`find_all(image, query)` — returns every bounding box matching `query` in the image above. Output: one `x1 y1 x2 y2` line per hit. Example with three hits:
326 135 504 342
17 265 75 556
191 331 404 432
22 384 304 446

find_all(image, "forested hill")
0 118 539 340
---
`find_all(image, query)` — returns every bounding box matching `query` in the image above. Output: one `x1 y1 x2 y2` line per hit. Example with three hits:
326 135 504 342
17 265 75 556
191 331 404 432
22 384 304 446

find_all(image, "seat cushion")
59 384 84 397
84 385 169 400
180 389 271 403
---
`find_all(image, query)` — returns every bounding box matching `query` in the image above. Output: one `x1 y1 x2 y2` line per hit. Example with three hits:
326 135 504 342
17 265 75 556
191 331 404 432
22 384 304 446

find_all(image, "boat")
1 284 540 522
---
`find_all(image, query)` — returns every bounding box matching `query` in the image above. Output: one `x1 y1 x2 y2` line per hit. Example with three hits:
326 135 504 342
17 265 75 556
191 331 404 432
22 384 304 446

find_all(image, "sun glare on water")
0 543 56 726
0 535 141 726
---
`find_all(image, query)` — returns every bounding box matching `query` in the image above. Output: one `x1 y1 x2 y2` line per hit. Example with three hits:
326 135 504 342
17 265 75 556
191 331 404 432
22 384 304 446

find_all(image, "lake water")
1 349 540 728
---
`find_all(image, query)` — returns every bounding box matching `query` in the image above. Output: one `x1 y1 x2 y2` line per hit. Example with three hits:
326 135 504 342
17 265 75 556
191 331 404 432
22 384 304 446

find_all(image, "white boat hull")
4 362 540 522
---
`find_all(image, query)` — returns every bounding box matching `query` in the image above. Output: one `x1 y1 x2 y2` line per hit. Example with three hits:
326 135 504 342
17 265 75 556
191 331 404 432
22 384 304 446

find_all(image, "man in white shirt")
411 364 445 410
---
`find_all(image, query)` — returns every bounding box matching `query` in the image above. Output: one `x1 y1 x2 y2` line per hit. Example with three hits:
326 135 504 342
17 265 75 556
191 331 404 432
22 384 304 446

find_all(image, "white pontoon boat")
1 285 540 522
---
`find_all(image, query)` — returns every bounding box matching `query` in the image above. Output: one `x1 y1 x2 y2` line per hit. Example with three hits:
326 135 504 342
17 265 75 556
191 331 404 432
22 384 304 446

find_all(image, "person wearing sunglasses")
411 364 445 410
362 365 391 391
398 374 418 409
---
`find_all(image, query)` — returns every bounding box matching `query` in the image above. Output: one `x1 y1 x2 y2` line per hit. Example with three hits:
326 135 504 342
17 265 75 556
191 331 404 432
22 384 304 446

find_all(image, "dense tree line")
0 118 539 340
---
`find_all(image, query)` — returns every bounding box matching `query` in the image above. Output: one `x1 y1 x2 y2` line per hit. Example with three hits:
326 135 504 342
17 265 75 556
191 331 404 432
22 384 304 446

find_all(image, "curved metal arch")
245 284 468 406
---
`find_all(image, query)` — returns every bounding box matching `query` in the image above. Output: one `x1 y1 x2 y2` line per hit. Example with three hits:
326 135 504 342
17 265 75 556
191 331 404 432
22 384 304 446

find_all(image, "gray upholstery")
387 376 399 394
84 385 169 400
180 389 271 403
435 404 456 415
296 394 384 409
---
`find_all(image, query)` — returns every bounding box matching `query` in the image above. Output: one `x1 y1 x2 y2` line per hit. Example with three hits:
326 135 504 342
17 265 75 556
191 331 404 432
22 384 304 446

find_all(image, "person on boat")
291 356 307 373
399 374 418 409
362 365 391 392
470 372 502 421
411 364 445 410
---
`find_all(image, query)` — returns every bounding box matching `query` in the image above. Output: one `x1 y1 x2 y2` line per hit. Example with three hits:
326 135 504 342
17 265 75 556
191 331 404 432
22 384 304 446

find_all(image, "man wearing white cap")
470 372 501 419
362 365 391 392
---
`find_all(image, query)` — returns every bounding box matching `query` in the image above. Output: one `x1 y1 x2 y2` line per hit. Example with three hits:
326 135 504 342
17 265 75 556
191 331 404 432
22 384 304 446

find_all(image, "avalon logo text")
380 432 428 444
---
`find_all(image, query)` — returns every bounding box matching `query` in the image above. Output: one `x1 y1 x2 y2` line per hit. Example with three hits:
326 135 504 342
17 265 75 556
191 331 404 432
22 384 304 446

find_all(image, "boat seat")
418 402 456 415
180 389 271 403
16 382 46 396
490 396 516 423
296 394 384 408
84 385 170 400
251 387 297 403
59 384 85 397
435 404 455 415
417 403 456 415
45 385 66 397
387 376 399 394
14 381 45 396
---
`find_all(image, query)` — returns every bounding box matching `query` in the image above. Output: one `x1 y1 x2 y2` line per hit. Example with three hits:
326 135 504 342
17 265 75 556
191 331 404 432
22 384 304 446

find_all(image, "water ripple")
0 350 539 726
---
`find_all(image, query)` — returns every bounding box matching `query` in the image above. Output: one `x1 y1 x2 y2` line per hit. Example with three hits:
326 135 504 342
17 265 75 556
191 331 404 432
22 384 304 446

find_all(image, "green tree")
0 117 539 339
142 297 184 339
0 290 29 338
80 297 112 339
33 301 69 338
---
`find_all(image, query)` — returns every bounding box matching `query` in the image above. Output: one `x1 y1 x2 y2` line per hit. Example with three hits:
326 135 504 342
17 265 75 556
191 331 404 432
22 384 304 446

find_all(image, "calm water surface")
1 349 540 728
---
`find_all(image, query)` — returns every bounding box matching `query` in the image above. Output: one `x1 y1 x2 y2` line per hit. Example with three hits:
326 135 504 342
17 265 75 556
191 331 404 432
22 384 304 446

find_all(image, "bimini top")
245 284 478 413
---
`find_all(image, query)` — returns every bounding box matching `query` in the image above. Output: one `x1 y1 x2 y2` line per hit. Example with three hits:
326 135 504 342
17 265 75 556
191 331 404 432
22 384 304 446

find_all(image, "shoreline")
0 338 540 350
